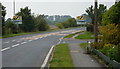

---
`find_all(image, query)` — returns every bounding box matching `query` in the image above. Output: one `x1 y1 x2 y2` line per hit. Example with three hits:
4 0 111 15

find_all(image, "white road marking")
1 47 11 52
34 38 39 40
39 37 42 39
41 45 55 68
12 40 16 42
91 60 94 62
57 37 63 44
11 44 20 47
4 41 10 44
21 42 27 44
29 40 33 42
17 40 21 42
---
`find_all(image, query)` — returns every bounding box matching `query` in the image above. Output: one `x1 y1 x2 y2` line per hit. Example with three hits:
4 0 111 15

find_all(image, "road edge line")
40 45 55 69
40 37 63 69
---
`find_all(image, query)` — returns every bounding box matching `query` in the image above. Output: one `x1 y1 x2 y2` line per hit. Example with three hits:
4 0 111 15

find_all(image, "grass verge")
64 31 84 38
2 32 42 38
80 43 87 51
75 32 94 39
50 43 74 67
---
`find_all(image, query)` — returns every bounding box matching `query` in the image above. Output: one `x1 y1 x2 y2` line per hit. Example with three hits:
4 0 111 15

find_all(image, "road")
2 27 85 67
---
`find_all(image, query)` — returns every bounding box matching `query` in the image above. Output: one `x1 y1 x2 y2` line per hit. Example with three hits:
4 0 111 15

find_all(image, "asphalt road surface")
2 27 86 67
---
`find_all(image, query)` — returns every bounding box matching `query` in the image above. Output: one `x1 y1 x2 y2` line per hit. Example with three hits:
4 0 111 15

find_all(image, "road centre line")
4 41 10 44
21 42 27 44
29 40 33 42
1 47 11 52
11 44 20 48
12 40 16 42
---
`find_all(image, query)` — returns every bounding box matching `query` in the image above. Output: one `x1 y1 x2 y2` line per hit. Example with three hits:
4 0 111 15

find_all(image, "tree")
56 18 77 29
35 15 49 31
85 4 107 25
85 5 94 24
16 7 35 32
5 18 16 34
102 2 120 25
98 4 107 25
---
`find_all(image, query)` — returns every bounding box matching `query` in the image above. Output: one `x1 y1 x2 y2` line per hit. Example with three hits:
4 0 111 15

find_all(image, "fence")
92 48 120 69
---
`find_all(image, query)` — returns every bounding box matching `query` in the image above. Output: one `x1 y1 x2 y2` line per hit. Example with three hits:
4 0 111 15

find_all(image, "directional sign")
77 16 85 21
13 16 22 24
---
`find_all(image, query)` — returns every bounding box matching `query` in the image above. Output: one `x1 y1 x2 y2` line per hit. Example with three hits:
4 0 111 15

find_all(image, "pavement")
2 27 86 68
62 38 105 68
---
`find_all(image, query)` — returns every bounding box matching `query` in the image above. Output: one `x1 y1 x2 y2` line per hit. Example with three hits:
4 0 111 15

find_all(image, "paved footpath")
62 38 105 68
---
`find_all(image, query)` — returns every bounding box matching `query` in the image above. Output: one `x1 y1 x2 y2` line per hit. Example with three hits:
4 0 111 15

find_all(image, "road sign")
76 16 86 25
77 16 85 21
13 16 22 24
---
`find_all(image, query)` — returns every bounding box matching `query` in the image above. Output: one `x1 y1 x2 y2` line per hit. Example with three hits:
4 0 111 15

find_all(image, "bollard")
87 41 91 54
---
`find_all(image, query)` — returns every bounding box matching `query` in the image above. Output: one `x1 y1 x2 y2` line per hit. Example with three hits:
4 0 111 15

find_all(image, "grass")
2 31 42 38
50 43 74 67
64 31 84 38
80 43 87 51
64 33 76 38
75 32 94 39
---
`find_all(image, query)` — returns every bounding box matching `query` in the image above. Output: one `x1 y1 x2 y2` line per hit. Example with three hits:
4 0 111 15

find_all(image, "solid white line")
11 44 20 47
1 47 11 52
41 45 55 68
21 42 27 44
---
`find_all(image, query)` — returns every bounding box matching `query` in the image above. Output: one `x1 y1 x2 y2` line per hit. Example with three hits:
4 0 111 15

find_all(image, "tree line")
56 18 77 29
2 6 49 35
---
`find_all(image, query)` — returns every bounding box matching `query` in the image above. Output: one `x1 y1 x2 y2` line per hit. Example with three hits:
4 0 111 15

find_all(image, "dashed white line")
17 40 21 42
21 42 27 44
11 44 20 48
12 40 16 42
4 41 10 44
29 40 33 42
1 47 11 52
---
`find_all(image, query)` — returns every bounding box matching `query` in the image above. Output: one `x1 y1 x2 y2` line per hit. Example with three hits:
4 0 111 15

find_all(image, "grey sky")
1 0 115 19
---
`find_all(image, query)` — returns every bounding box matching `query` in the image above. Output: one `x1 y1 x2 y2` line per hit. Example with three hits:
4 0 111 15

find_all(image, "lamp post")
94 0 98 43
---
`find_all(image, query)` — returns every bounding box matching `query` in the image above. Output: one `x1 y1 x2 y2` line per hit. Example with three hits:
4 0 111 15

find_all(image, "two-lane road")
2 27 85 67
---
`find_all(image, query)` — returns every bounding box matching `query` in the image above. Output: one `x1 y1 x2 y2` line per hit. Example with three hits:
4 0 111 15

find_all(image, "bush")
56 23 64 29
99 24 120 45
86 24 94 32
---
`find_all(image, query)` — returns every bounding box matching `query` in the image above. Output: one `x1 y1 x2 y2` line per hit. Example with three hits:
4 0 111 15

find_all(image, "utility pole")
13 0 15 15
13 0 19 33
94 0 98 42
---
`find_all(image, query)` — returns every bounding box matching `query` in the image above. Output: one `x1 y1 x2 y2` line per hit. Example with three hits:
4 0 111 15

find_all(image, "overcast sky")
1 0 115 19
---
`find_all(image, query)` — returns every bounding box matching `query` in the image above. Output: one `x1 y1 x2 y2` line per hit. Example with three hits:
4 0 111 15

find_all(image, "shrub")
56 23 64 29
86 24 94 32
99 24 120 45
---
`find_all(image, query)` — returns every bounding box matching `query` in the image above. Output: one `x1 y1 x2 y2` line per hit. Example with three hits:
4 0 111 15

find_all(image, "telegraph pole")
94 0 98 42
13 0 15 15
13 0 19 33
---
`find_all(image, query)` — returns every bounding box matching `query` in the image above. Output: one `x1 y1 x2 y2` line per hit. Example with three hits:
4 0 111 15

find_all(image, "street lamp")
94 0 98 42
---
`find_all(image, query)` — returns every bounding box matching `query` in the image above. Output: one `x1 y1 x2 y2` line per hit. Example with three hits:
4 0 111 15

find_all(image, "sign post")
13 16 22 33
76 16 86 26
